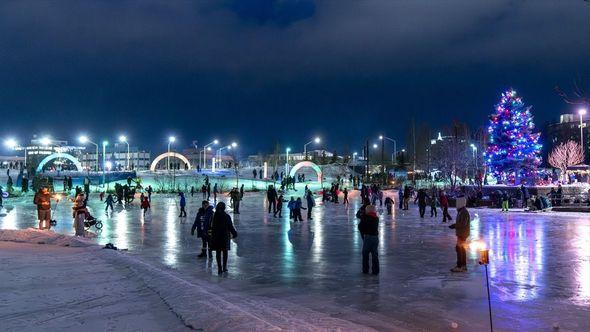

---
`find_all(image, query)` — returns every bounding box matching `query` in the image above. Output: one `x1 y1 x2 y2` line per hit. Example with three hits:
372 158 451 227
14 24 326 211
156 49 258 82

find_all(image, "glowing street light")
216 142 238 170
202 139 219 169
167 136 176 171
4 138 17 149
304 137 321 160
379 135 398 164
119 135 130 170
79 135 99 171
40 136 51 146
286 147 291 174
102 140 108 185
579 108 587 161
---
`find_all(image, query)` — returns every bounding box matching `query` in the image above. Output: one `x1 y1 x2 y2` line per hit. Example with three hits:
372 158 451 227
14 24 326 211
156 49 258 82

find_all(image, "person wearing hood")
209 202 238 275
191 200 214 259
449 197 470 273
358 205 379 275
178 192 187 217
305 191 316 220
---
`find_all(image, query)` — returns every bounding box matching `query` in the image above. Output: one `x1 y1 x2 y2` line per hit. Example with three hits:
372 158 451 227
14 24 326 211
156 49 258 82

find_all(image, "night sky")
1 1 589 155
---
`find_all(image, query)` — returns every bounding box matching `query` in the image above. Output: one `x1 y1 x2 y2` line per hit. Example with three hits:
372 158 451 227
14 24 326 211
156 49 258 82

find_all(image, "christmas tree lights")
484 89 542 184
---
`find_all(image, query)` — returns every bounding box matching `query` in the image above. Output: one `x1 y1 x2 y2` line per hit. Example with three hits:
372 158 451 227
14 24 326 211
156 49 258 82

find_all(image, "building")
79 144 151 171
12 137 85 172
545 113 589 162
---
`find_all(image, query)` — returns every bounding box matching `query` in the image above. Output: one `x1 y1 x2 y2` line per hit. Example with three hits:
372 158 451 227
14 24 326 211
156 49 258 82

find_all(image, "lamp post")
470 143 478 179
80 136 99 172
119 135 130 170
216 142 237 170
476 241 493 332
167 136 176 172
379 135 397 165
353 152 358 162
304 137 320 161
579 108 587 162
202 139 219 170
102 140 108 186
286 147 291 175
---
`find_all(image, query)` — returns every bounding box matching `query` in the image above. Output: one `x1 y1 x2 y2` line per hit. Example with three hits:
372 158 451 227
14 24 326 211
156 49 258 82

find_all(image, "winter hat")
455 196 466 210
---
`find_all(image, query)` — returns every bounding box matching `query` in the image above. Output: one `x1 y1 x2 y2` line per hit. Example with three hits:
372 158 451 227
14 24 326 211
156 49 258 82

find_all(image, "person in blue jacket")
178 192 187 217
191 200 214 258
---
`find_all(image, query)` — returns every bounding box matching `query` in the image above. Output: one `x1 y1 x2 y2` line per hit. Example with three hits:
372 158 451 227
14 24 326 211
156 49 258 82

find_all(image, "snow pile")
0 228 98 248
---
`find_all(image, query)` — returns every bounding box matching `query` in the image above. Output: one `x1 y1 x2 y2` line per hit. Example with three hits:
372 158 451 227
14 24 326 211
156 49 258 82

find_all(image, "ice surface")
2 187 590 331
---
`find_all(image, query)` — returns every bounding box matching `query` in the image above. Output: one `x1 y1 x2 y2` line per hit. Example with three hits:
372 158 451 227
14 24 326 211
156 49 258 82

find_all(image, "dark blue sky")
1 1 589 155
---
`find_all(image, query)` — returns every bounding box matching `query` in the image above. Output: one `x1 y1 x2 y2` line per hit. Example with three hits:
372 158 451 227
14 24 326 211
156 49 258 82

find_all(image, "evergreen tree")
484 89 541 184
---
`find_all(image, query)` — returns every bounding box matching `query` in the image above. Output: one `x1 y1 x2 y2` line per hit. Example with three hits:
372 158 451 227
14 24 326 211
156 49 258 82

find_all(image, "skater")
305 190 315 220
33 186 52 230
146 185 153 202
141 195 150 216
206 183 211 201
403 185 410 210
429 191 438 217
358 205 379 275
178 192 187 217
191 200 214 259
414 188 428 218
230 187 240 214
105 194 114 212
449 197 470 272
501 191 509 212
440 190 452 223
274 194 286 218
240 184 244 199
384 196 394 215
267 185 277 214
398 188 404 210
343 188 349 205
190 186 195 197
213 183 218 202
287 196 295 219
209 202 238 275
292 197 305 222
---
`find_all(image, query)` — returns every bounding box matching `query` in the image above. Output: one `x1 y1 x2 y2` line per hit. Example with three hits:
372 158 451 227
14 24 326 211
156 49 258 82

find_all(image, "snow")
3 186 590 331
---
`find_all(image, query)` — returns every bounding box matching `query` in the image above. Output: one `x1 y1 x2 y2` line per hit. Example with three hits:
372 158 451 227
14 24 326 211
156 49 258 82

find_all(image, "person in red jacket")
439 190 453 223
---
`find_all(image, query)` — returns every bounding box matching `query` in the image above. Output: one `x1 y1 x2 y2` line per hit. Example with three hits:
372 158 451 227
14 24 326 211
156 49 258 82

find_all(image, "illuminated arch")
150 152 191 171
289 161 322 182
36 153 83 172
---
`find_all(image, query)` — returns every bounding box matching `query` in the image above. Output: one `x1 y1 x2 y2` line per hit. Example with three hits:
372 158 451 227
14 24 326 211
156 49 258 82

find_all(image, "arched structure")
36 152 83 172
150 152 191 171
289 161 322 182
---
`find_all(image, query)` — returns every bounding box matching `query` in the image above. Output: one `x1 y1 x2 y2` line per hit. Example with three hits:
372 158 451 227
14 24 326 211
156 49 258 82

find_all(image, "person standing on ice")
501 191 509 212
439 190 452 223
358 204 379 275
141 194 150 216
34 186 52 230
414 188 429 218
213 183 218 202
287 196 295 219
292 197 305 222
206 183 211 201
209 202 238 275
449 196 470 273
105 194 114 213
191 200 214 259
343 188 349 205
384 196 394 215
178 192 187 217
305 190 315 220
398 188 404 210
267 185 277 214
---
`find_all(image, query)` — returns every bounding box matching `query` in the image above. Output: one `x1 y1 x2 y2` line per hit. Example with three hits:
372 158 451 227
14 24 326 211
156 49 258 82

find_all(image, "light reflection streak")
115 209 129 249
572 223 590 304
164 197 179 266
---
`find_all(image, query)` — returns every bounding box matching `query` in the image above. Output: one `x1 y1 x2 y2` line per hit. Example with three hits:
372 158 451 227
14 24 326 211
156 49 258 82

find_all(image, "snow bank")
0 228 98 248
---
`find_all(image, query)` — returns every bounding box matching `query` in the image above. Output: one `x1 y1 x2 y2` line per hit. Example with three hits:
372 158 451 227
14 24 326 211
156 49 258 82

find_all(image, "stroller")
84 217 103 230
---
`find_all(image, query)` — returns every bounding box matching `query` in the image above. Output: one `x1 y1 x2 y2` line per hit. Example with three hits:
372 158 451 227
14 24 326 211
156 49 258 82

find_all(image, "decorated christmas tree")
484 89 542 184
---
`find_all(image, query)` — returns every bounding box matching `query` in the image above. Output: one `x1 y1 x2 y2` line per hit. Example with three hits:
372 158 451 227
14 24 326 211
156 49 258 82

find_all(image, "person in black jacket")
191 200 214 259
209 202 238 275
358 205 379 275
449 197 471 272
267 185 277 214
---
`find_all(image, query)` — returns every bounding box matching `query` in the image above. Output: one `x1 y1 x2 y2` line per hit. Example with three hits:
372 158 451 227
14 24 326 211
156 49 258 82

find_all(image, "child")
429 194 438 217
287 197 295 219
293 197 306 222
141 195 151 216
274 194 287 218
384 196 394 215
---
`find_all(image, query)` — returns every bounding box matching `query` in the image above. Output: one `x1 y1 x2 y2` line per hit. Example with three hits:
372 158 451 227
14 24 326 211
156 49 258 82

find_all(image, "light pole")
285 147 291 175
102 140 108 186
216 142 237 170
167 136 176 171
304 137 320 161
470 143 478 180
202 139 219 169
80 136 99 171
119 135 130 170
353 152 358 162
579 108 587 162
379 135 397 165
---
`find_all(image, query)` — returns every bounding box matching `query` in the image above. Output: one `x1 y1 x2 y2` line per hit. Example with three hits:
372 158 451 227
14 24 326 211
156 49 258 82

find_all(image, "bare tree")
555 77 590 106
548 140 583 181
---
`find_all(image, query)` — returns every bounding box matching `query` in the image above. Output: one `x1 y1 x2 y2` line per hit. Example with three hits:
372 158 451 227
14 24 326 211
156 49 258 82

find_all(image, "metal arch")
149 152 192 171
36 152 83 172
288 161 322 182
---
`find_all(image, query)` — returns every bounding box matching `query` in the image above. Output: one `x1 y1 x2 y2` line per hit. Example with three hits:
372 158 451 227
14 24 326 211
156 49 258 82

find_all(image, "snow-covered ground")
2 189 590 331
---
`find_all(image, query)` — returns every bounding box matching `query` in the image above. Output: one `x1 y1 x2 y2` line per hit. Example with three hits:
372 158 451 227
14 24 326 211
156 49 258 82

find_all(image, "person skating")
213 183 218 202
230 187 240 214
209 202 238 275
501 191 509 212
287 196 295 219
141 195 150 216
305 190 315 220
191 200 214 259
343 188 349 205
414 188 429 218
240 184 244 200
449 197 470 272
358 205 379 275
398 188 404 210
190 186 195 197
429 192 438 218
206 183 211 201
33 186 52 230
440 190 452 222
178 192 187 217
105 194 114 213
403 185 410 210
274 194 287 218
384 196 394 215
267 185 277 214
292 197 305 222
146 185 153 202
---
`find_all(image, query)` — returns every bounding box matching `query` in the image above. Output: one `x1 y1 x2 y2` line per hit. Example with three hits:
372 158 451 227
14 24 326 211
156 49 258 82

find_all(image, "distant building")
545 113 589 162
79 144 151 170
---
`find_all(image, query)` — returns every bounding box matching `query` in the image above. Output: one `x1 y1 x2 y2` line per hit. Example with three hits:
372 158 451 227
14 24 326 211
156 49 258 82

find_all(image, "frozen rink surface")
2 189 590 331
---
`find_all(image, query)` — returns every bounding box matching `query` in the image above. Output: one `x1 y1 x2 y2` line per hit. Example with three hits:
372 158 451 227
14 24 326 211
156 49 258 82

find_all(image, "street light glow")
379 135 384 140
373 143 378 149
231 142 238 148
213 139 219 144
286 147 291 152
40 137 51 146
579 108 588 116
79 135 89 143
169 136 176 143
119 135 127 142
4 138 17 149
102 140 109 146
314 137 321 144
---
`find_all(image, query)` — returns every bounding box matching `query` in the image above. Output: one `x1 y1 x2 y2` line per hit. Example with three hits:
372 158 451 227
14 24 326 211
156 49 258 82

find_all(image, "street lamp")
286 147 291 174
40 136 51 146
304 137 320 160
102 140 108 186
379 135 398 164
202 139 219 169
353 152 358 162
119 135 130 170
167 136 176 171
80 135 99 171
579 108 587 162
216 142 237 170
4 138 17 149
